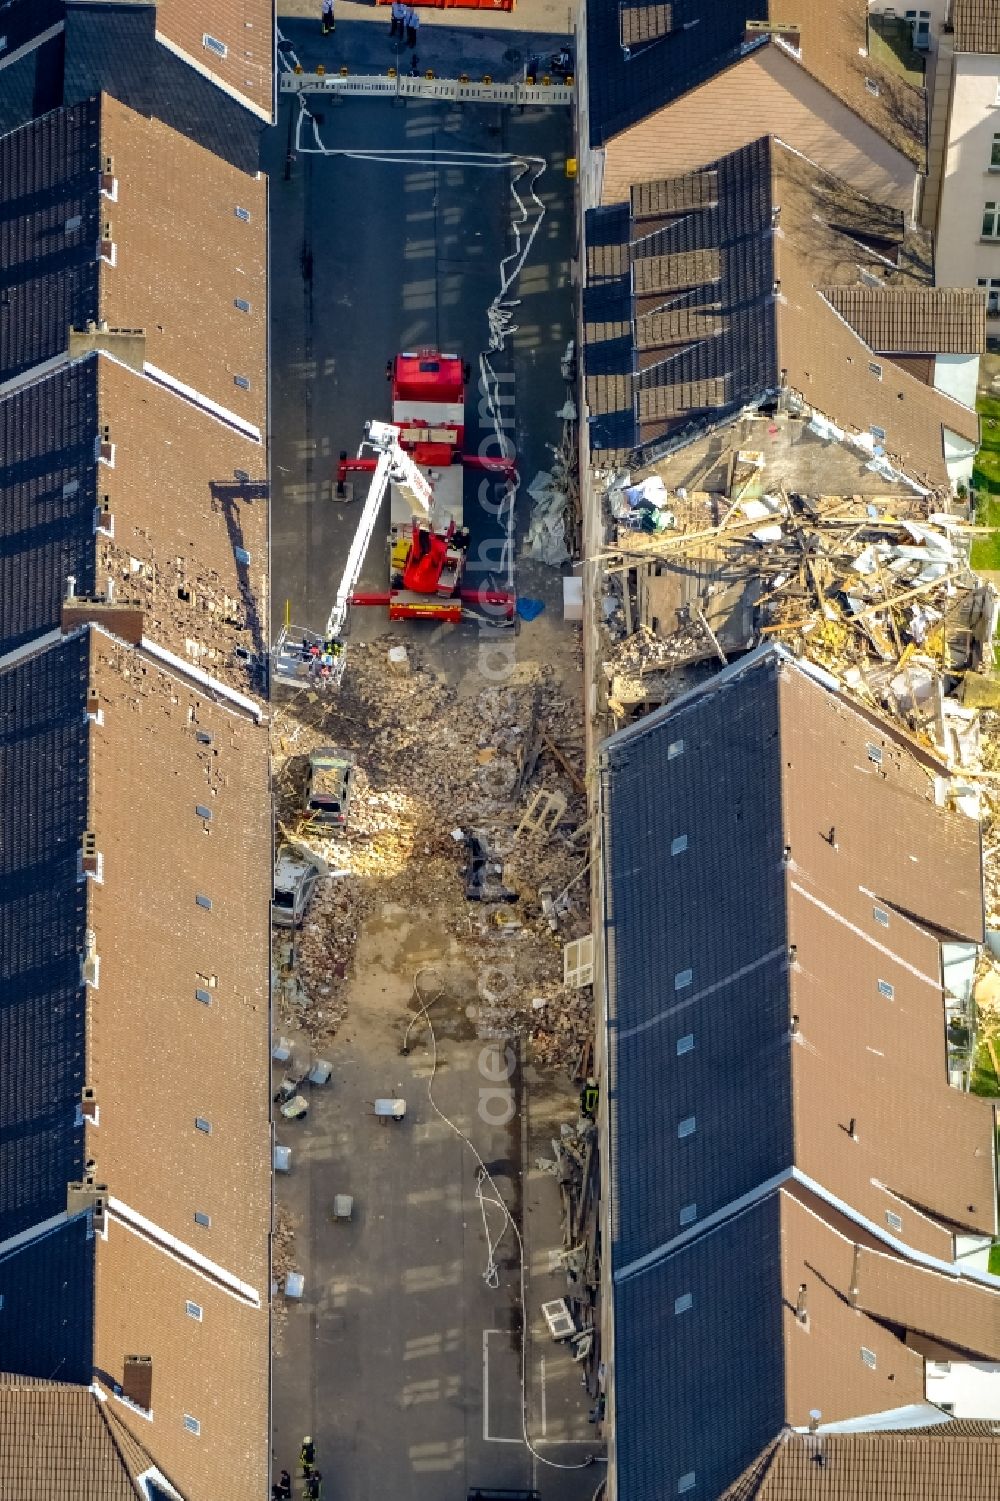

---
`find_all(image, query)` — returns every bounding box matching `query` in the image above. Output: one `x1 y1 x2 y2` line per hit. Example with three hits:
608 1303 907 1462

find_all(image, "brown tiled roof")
85 627 270 1294
0 1379 171 1500
99 94 267 435
96 353 268 695
152 0 273 117
722 1424 1000 1501
637 377 728 419
822 287 987 354
772 141 981 482
777 664 994 1247
775 0 926 167
94 1207 268 1501
632 171 718 219
634 249 722 294
952 0 1000 53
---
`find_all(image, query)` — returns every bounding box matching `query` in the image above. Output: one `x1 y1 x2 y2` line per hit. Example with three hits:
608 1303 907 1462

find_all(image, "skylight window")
679 1203 697 1226
234 374 251 391
667 738 684 760
194 1117 212 1135
183 1414 202 1435
194 1212 211 1228
674 1293 693 1315
677 1116 696 1139
235 206 251 222
185 1301 203 1321
195 894 213 911
676 1033 695 1056
861 1347 877 1369
885 1209 903 1233
670 835 688 856
873 906 889 928
674 968 693 991
877 979 894 1000
234 297 251 313
203 34 227 58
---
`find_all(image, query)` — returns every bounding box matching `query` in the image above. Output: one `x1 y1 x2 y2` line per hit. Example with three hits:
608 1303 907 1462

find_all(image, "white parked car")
272 845 323 928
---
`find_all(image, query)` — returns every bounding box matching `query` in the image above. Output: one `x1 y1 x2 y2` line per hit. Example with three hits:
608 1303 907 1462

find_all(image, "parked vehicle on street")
273 845 323 927
305 747 355 827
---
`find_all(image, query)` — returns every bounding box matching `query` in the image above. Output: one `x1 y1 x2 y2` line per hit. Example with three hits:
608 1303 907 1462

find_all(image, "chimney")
66 575 77 602
122 1355 153 1411
790 1014 800 1036
67 324 145 373
849 1243 862 1306
744 19 801 52
80 1086 98 1122
80 831 101 877
848 1116 858 1140
66 1177 108 1232
62 597 144 644
795 1282 808 1323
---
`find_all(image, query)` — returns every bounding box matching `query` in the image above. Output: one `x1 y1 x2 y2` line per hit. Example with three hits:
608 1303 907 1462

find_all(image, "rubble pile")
271 639 592 1068
600 484 999 754
271 1203 298 1351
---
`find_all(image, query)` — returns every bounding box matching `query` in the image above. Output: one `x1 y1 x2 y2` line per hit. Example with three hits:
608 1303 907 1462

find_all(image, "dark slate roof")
0 0 64 57
0 98 100 386
0 360 99 656
613 1195 785 1501
0 36 64 139
586 0 762 147
601 647 792 1269
0 633 90 1241
0 1214 95 1385
584 138 778 460
63 4 262 176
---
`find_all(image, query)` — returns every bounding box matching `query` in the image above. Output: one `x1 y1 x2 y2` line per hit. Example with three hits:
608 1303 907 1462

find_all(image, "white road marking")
482 1328 523 1444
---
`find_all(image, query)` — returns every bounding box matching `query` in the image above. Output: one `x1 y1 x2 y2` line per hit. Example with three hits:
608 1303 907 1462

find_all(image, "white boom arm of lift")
323 420 434 641
271 421 434 691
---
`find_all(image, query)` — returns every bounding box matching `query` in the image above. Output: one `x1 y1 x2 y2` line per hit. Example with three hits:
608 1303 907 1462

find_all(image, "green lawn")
971 1036 1000 1097
970 395 1000 571
868 16 924 86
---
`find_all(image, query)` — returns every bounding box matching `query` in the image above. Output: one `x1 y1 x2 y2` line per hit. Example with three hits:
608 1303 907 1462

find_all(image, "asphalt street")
266 35 576 665
265 54 598 1501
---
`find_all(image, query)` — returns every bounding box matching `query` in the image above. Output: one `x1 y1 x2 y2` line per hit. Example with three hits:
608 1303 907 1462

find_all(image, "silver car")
273 846 322 928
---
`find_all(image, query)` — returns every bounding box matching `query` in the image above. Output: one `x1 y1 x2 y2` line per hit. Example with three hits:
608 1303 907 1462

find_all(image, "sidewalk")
277 0 573 82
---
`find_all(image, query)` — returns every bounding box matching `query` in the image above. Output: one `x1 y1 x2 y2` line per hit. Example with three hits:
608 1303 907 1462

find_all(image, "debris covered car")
273 845 325 928
305 746 355 829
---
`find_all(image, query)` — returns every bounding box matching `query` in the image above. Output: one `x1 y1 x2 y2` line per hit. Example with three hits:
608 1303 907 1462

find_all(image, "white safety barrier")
280 71 573 105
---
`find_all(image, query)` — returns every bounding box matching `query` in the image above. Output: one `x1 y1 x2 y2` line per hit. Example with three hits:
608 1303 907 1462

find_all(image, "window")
195 894 212 911
677 1116 696 1139
195 988 212 1005
65 214 82 233
235 205 251 222
670 835 688 856
196 730 214 746
866 742 883 765
885 1209 903 1233
860 1347 877 1370
983 202 1000 238
978 277 1000 316
991 134 1000 170
676 1033 695 1056
877 979 894 1000
868 361 883 381
195 805 212 821
234 297 251 313
203 33 227 57
667 738 684 760
674 1293 693 1315
873 906 889 928
194 1211 211 1228
185 1301 203 1321
183 1414 202 1435
678 1475 696 1496
870 425 886 444
234 546 252 565
674 968 693 992
194 1117 212 1135
234 374 251 391
679 1202 697 1226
